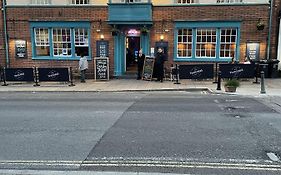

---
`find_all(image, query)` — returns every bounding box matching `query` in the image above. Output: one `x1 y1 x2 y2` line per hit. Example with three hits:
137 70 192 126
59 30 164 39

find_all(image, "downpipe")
2 0 9 68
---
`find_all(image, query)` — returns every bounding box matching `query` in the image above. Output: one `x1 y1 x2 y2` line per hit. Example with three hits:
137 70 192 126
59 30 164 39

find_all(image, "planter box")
224 86 237 92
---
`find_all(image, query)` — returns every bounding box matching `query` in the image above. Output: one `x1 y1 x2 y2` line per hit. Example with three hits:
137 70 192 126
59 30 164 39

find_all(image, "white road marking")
267 153 280 162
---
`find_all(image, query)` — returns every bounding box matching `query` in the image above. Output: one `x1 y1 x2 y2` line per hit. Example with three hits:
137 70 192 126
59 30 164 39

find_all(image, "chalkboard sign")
142 56 155 80
96 40 109 57
94 57 109 81
15 40 27 58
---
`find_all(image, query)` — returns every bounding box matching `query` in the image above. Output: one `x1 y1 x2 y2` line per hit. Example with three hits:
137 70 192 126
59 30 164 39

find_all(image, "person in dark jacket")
137 48 145 80
154 48 167 82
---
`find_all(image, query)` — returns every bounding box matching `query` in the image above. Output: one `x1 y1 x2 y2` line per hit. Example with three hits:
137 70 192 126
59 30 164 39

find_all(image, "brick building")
0 0 280 78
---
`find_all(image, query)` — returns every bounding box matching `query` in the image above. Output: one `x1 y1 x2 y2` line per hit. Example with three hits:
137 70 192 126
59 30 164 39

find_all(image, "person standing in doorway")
79 52 88 83
154 47 167 82
137 48 145 80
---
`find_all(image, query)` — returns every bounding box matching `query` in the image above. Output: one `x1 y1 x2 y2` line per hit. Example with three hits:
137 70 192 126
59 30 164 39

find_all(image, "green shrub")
224 79 240 87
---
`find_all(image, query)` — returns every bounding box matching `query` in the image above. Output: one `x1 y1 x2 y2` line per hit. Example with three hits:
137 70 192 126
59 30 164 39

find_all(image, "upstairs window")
177 0 195 4
71 0 89 4
31 0 51 4
217 0 243 3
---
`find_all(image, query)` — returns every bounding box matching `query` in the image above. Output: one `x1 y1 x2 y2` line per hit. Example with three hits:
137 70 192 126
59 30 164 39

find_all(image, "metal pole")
216 71 221 90
213 62 218 83
266 0 274 60
2 0 9 67
174 64 180 84
2 67 7 86
69 67 75 86
260 71 266 94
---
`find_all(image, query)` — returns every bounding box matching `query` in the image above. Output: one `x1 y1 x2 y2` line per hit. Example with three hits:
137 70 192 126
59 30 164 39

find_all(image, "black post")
216 71 221 90
2 67 7 86
174 64 181 84
260 71 266 94
33 67 40 86
213 62 218 84
253 62 260 84
69 67 75 86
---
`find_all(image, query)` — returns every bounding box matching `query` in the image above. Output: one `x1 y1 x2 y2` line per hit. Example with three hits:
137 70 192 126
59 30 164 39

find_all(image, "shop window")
177 29 192 58
74 28 89 56
35 28 50 56
196 29 216 58
220 28 237 58
53 28 72 56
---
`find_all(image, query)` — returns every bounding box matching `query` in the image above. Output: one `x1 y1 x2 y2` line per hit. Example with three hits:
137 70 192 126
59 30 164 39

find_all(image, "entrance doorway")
125 29 141 74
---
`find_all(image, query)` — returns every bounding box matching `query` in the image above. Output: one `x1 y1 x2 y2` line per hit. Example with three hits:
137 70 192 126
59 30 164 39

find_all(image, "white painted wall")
277 19 281 70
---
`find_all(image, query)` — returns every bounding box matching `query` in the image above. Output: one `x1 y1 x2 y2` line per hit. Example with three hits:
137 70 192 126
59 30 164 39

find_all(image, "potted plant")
257 19 265 31
140 27 149 34
224 79 240 92
111 27 119 36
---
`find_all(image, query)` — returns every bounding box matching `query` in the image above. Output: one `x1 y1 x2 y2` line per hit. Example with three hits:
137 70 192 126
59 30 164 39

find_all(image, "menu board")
94 57 109 81
15 40 27 58
142 57 155 81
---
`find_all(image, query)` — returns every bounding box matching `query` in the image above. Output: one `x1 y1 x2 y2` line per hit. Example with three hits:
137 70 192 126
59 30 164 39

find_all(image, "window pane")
53 28 72 56
177 28 192 57
196 29 216 58
220 28 237 58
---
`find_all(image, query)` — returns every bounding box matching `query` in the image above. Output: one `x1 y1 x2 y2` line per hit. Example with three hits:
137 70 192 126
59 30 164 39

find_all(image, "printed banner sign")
220 64 255 78
5 68 34 81
179 64 214 79
38 68 69 82
94 57 109 80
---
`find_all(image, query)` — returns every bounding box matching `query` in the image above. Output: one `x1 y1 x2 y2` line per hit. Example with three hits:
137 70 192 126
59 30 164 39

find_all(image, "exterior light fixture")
160 34 164 40
100 34 104 40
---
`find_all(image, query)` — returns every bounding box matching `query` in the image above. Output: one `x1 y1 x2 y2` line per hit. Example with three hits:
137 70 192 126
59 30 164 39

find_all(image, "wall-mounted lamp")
164 29 169 33
100 34 104 40
160 34 164 41
96 29 101 33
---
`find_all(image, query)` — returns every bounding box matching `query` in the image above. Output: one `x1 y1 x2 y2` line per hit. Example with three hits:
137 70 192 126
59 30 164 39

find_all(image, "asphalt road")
0 91 281 175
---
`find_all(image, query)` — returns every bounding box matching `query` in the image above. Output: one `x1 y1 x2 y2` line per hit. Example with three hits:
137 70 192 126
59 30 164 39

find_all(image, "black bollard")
33 67 40 86
213 62 218 84
216 71 221 90
69 67 75 86
260 71 266 94
174 64 181 84
2 67 7 86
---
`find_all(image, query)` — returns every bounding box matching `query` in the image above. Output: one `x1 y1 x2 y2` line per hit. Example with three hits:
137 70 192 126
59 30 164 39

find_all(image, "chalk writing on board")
142 57 155 81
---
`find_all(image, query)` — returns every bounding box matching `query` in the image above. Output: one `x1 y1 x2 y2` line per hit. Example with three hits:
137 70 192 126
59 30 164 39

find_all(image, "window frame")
30 21 91 60
174 21 241 62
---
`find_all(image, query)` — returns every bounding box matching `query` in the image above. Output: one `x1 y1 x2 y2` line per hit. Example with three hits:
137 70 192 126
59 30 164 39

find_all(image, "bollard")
2 67 7 86
174 64 181 84
216 71 221 90
69 67 75 86
33 67 40 86
260 71 266 94
213 62 218 84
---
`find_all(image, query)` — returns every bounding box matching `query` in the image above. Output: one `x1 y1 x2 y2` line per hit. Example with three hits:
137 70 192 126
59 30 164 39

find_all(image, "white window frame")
177 0 195 4
71 0 90 4
31 0 51 4
216 0 243 3
196 28 217 58
177 29 192 58
220 28 237 58
52 28 72 57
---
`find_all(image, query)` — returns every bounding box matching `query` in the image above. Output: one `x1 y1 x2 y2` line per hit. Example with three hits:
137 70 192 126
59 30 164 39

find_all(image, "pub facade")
1 0 280 78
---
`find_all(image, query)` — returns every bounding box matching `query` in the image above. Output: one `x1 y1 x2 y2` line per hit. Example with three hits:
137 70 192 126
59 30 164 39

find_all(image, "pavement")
0 78 280 97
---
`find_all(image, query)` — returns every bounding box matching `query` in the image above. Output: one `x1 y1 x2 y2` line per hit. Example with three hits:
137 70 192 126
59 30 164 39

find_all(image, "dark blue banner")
5 68 34 82
220 64 255 78
38 68 69 82
179 64 214 79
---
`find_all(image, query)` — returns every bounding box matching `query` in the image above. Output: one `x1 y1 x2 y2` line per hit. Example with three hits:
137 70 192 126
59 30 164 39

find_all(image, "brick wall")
152 5 270 65
5 4 277 77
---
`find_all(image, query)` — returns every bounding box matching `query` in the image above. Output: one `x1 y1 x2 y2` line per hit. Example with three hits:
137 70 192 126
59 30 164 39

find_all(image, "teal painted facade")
174 21 241 62
30 21 91 60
